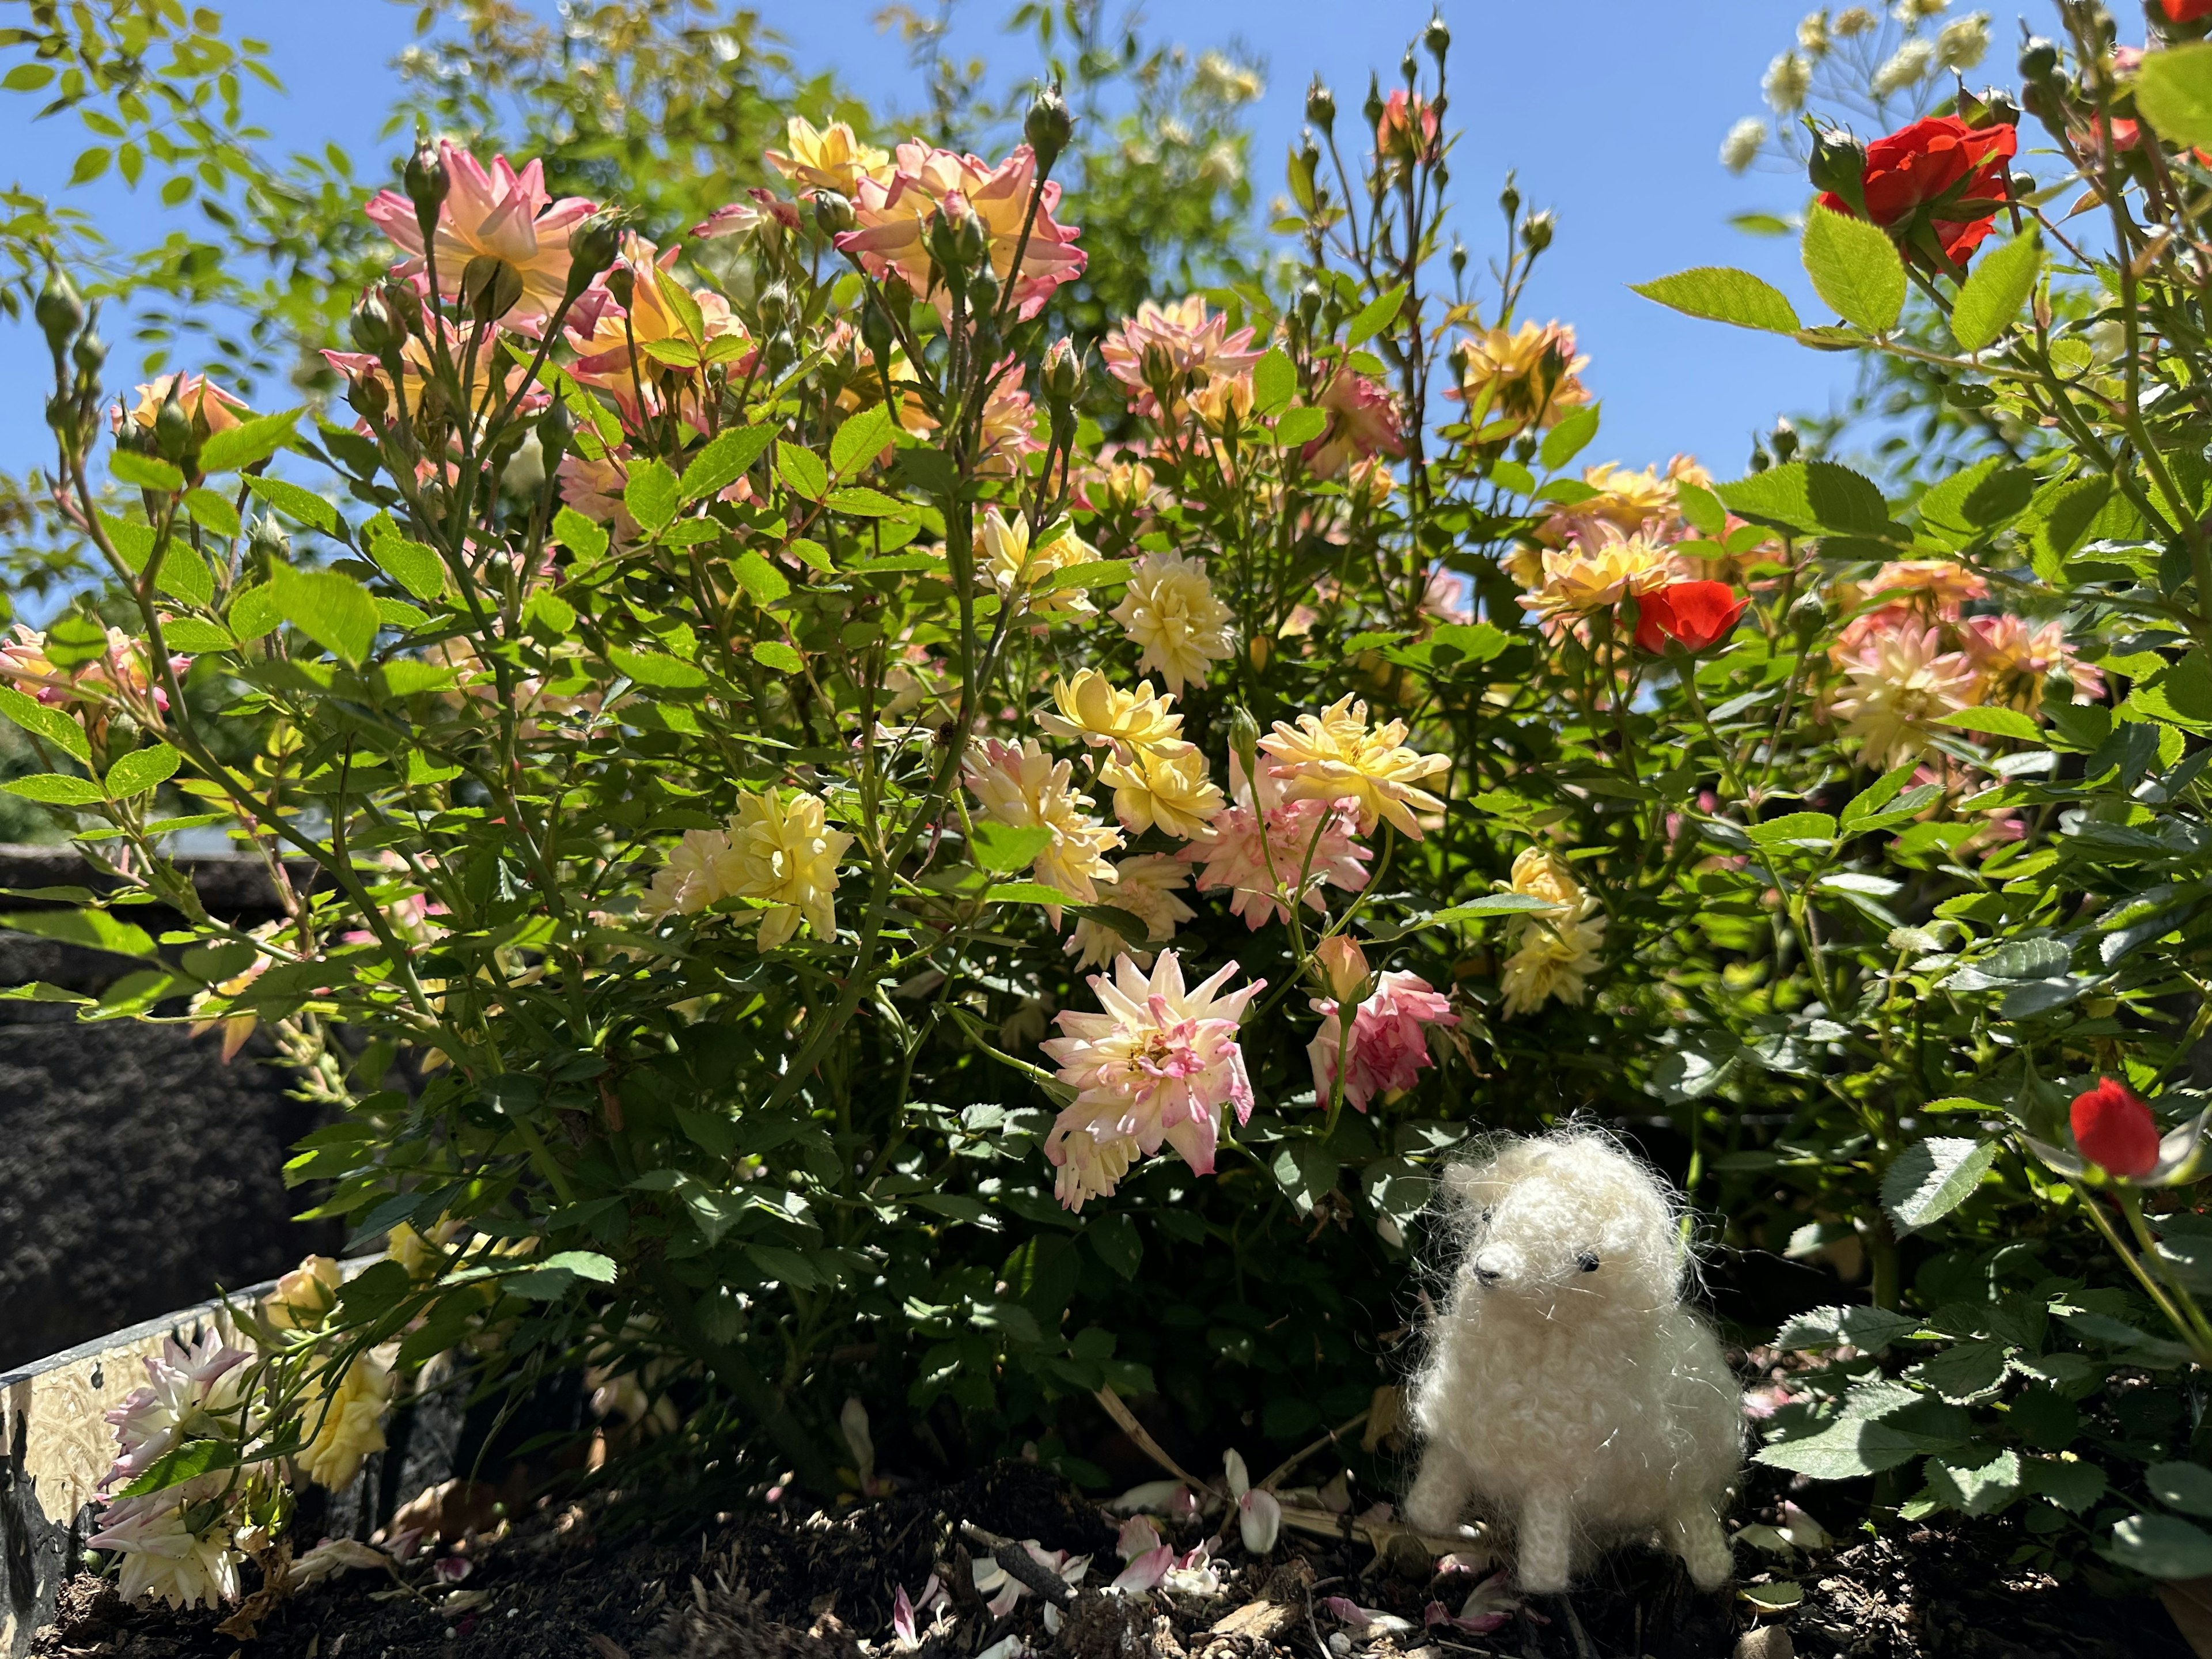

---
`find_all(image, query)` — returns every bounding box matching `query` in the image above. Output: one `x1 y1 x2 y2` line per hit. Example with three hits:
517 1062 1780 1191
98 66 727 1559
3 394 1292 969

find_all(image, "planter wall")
0 845 341 1370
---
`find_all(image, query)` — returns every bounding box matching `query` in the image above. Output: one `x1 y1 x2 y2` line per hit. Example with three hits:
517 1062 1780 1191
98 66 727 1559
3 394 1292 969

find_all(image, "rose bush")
13 0 2212 1623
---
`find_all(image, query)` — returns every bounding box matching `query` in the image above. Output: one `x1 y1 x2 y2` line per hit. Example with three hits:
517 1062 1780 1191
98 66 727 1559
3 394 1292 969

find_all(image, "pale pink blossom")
1040 950 1265 1210
977 359 1046 478
690 186 802 240
1100 295 1263 418
1829 623 1980 771
1308 971 1459 1112
363 142 597 332
1960 613 2104 713
835 141 1085 323
1302 372 1404 480
1184 756 1371 929
103 1331 252 1491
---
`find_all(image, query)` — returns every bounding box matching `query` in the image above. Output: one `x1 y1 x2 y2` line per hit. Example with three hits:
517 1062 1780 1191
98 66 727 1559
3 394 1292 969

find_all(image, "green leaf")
197 408 301 474
0 685 90 763
1938 706 2041 743
271 563 379 665
1630 267 1802 334
625 459 680 535
156 539 213 607
1722 460 1890 538
70 146 111 186
731 550 790 605
1089 1211 1143 1279
752 639 804 674
1251 347 1296 416
2 772 104 805
1775 1304 1922 1356
245 474 342 536
1033 558 1131 596
111 450 183 493
1675 480 1726 537
1343 283 1407 348
554 506 610 565
105 743 180 799
1842 760 1919 828
228 583 280 641
830 403 899 476
2111 1513 2212 1580
116 1437 240 1498
971 821 1055 874
984 880 1075 905
1883 1137 1998 1233
505 1249 619 1299
2134 652 2212 731
1539 406 1600 473
0 908 155 957
2 63 54 91
1949 231 2041 353
181 488 241 539
369 537 444 602
1758 1417 1928 1479
681 425 775 501
2137 43 2212 148
825 486 910 517
1748 811 1837 849
1801 204 1906 332
653 264 705 342
2150 1462 2212 1519
1925 1448 2021 1517
776 441 828 501
1274 406 1328 446
609 647 707 688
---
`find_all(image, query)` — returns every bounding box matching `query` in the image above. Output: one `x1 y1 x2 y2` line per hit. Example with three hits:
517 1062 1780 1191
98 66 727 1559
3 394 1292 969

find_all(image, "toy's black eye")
1577 1252 1600 1272
1478 1207 1494 1226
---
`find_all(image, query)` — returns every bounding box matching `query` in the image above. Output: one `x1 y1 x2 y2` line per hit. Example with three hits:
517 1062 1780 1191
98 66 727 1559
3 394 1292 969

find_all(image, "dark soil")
27 1461 2198 1659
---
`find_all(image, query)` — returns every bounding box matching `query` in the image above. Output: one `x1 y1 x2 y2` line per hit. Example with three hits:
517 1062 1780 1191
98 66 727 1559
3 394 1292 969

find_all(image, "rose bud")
2073 1078 2161 1180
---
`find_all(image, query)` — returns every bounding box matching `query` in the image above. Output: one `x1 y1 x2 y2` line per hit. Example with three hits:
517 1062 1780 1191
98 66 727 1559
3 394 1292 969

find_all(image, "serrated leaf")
112 450 183 492
609 647 707 688
1757 1417 1928 1479
554 506 610 565
1775 1304 1922 1355
181 488 240 539
245 474 342 536
2 772 104 805
368 536 444 601
625 459 679 534
680 425 774 502
1274 406 1328 447
1630 267 1801 334
825 486 909 517
753 639 804 673
830 403 899 476
0 685 90 763
1939 705 2041 743
971 821 1054 874
271 563 378 665
156 539 213 607
731 550 790 605
1801 204 1906 332
1718 460 1889 537
1883 1137 1997 1233
1539 406 1600 473
198 408 302 474
776 441 828 501
1251 347 1296 416
1748 811 1837 849
0 907 155 956
1950 231 2040 353
1343 283 1406 347
105 743 180 798
2136 43 2212 148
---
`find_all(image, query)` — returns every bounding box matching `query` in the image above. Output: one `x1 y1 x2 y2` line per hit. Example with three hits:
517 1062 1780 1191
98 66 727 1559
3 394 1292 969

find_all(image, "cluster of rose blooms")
84 1256 396 1609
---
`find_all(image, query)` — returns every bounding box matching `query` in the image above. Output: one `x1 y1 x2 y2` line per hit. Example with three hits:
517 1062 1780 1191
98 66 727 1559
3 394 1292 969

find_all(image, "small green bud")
460 253 523 321
249 514 291 565
1227 705 1262 789
350 291 401 355
1770 418 1800 464
1520 210 1555 254
604 266 635 312
1499 176 1521 221
1362 72 1385 130
565 209 626 291
538 398 574 469
1423 13 1450 61
757 282 792 333
813 190 855 237
968 261 1002 320
860 296 896 361
2018 37 2060 82
1023 83 1074 170
1306 79 1336 131
1400 48 1418 87
71 328 105 378
1040 338 1080 407
1807 127 1869 217
1787 590 1826 636
35 270 83 355
405 136 449 230
154 386 194 467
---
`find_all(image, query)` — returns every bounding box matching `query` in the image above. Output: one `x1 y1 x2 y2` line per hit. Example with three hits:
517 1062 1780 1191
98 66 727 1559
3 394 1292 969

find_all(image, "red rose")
2163 0 2212 22
1633 581 1748 654
1818 115 2018 269
2071 1077 2160 1179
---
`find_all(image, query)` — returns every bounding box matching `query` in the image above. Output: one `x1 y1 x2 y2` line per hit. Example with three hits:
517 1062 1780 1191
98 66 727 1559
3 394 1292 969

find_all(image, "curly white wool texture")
1404 1128 1743 1594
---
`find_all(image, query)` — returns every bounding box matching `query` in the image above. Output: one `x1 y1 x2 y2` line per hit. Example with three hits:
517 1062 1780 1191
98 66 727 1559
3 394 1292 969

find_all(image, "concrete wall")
0 847 339 1372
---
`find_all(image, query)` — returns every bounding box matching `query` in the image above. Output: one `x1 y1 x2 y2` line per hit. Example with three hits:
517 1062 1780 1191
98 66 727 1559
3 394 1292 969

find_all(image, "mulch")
28 1459 2198 1659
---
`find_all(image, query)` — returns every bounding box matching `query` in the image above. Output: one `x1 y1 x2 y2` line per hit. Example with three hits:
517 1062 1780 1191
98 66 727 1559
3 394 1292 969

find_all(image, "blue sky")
0 0 1894 481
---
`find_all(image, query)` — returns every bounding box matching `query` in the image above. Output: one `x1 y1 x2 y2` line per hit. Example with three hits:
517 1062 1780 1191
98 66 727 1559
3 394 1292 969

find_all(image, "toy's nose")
1472 1249 1511 1285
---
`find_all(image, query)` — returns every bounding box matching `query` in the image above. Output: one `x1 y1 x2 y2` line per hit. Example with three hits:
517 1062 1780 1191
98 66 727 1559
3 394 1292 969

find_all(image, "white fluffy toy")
1403 1128 1743 1593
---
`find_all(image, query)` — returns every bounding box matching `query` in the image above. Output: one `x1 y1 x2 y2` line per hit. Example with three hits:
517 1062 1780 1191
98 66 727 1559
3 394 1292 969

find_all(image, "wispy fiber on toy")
1404 1126 1743 1594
